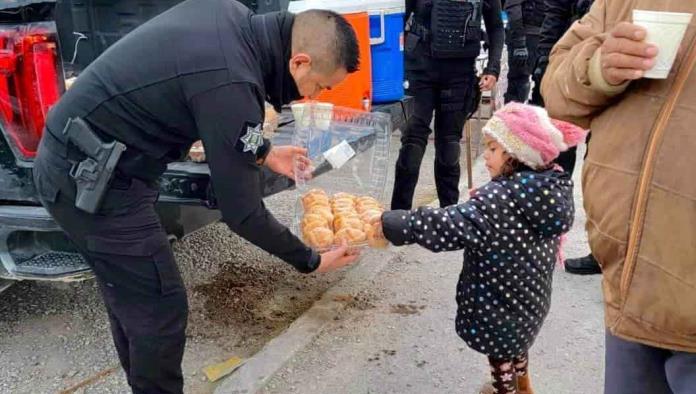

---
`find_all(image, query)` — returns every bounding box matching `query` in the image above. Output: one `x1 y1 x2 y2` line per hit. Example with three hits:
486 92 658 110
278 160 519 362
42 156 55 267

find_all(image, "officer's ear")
289 53 312 75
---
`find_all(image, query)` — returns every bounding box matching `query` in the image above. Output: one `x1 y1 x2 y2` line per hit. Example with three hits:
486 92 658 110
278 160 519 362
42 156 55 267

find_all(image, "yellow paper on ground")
202 356 245 382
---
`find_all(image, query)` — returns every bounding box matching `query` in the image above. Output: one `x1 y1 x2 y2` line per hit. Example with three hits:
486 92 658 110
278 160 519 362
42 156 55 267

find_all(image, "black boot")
564 254 602 275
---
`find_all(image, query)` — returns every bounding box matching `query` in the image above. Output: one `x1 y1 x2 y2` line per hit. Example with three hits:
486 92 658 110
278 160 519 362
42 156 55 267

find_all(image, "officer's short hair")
294 10 360 74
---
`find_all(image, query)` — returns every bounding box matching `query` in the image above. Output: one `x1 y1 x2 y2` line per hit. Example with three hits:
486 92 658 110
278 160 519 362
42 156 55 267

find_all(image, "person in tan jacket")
541 1 696 392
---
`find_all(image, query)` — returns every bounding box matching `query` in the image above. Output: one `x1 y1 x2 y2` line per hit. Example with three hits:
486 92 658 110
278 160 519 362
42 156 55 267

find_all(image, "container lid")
288 0 368 14
366 0 405 13
291 103 391 201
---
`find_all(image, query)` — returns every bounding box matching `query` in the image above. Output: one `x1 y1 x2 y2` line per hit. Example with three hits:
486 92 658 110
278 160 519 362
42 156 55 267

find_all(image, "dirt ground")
0 219 346 394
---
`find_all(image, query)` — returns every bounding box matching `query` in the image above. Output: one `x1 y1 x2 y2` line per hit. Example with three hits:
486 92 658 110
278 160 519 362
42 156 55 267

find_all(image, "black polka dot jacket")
382 169 575 359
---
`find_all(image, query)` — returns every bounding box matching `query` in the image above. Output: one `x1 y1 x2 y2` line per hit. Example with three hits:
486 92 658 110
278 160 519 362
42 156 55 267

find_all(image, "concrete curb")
215 154 489 394
214 248 405 394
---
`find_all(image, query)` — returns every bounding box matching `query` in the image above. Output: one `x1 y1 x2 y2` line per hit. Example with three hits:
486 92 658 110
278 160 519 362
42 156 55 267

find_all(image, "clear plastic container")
291 103 392 251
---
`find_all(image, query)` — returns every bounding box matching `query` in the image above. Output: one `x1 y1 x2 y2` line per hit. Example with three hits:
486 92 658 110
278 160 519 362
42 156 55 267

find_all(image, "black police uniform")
531 0 593 173
32 1 317 392
502 0 545 103
392 0 504 210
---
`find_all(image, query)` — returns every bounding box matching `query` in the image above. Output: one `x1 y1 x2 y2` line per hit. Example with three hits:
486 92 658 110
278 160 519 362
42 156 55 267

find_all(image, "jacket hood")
505 169 575 239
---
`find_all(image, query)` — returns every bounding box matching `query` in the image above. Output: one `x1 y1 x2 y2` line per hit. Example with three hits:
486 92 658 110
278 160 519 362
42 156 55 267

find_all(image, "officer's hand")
265 146 312 179
600 22 658 85
479 74 497 91
316 240 360 273
512 47 529 68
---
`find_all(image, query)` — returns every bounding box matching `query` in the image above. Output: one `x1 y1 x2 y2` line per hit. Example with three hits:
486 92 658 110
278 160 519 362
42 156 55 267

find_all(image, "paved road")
261 147 606 394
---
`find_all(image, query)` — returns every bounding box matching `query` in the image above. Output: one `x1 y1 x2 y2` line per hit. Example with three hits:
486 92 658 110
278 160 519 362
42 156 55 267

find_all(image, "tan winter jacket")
542 0 696 352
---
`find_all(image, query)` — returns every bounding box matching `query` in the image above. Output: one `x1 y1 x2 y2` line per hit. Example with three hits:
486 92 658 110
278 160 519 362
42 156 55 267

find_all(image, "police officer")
532 0 594 172
502 0 545 103
532 0 600 276
32 1 360 392
393 0 504 210
531 0 593 107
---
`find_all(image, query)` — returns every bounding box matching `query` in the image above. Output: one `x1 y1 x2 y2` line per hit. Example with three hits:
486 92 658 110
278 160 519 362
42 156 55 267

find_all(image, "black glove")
533 55 549 82
511 46 529 68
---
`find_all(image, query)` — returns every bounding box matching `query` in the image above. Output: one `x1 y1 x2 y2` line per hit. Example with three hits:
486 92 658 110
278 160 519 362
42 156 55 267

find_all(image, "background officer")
393 0 505 210
532 0 600 275
32 1 360 392
531 0 594 108
502 0 545 103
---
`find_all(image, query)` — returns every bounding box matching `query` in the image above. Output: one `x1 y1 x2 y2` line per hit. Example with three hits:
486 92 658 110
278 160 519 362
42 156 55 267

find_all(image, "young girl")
380 103 587 394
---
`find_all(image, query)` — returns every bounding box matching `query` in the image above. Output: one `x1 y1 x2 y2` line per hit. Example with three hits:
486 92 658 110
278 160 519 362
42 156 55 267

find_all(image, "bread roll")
331 192 356 202
304 201 330 212
307 206 334 224
360 209 383 224
303 196 330 210
301 214 330 233
333 215 364 231
306 188 328 197
334 227 366 245
356 196 380 206
365 222 388 248
331 198 355 209
304 227 334 249
302 189 329 209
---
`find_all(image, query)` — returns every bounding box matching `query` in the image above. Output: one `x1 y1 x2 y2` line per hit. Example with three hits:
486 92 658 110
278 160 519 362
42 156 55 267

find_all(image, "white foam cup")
632 10 692 79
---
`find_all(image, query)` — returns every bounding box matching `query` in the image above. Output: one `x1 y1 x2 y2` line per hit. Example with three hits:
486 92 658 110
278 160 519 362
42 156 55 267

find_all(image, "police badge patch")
239 123 263 155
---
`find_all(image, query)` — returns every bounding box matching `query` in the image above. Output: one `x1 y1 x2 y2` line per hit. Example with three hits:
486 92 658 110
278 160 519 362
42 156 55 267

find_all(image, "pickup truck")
0 0 411 288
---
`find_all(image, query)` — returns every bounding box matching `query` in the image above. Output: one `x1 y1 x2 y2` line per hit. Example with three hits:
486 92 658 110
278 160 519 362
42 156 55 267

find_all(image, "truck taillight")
0 23 61 160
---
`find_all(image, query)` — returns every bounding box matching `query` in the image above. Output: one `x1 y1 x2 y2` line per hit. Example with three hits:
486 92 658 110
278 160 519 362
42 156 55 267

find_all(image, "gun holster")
62 117 126 214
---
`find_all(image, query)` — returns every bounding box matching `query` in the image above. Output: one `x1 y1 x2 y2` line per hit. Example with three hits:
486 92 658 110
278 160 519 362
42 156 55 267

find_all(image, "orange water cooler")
288 0 373 111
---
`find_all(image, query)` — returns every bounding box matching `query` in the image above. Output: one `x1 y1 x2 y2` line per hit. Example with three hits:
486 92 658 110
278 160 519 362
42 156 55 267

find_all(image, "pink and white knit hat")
482 102 588 169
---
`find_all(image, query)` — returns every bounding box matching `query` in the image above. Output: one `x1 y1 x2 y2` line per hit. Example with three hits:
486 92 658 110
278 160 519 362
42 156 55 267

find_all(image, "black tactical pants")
504 32 540 104
392 58 478 210
530 55 581 177
33 134 187 394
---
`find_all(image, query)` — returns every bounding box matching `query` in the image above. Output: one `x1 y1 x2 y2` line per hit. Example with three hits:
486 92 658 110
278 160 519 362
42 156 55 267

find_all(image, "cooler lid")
288 0 367 14
366 0 405 13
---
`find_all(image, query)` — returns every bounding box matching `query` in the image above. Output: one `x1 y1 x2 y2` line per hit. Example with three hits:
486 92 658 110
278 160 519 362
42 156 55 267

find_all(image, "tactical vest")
522 0 545 28
429 0 483 58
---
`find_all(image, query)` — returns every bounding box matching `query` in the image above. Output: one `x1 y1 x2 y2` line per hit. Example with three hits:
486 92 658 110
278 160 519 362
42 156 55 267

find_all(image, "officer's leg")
505 35 536 104
555 146 578 175
34 162 188 394
392 75 435 210
530 74 544 106
506 72 531 104
106 304 132 383
32 145 136 383
92 241 188 394
528 33 544 106
433 68 475 207
504 42 527 104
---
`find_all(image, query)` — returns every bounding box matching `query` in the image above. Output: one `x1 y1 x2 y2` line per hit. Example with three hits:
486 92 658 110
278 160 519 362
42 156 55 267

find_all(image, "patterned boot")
516 373 534 394
513 354 534 394
481 357 518 394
